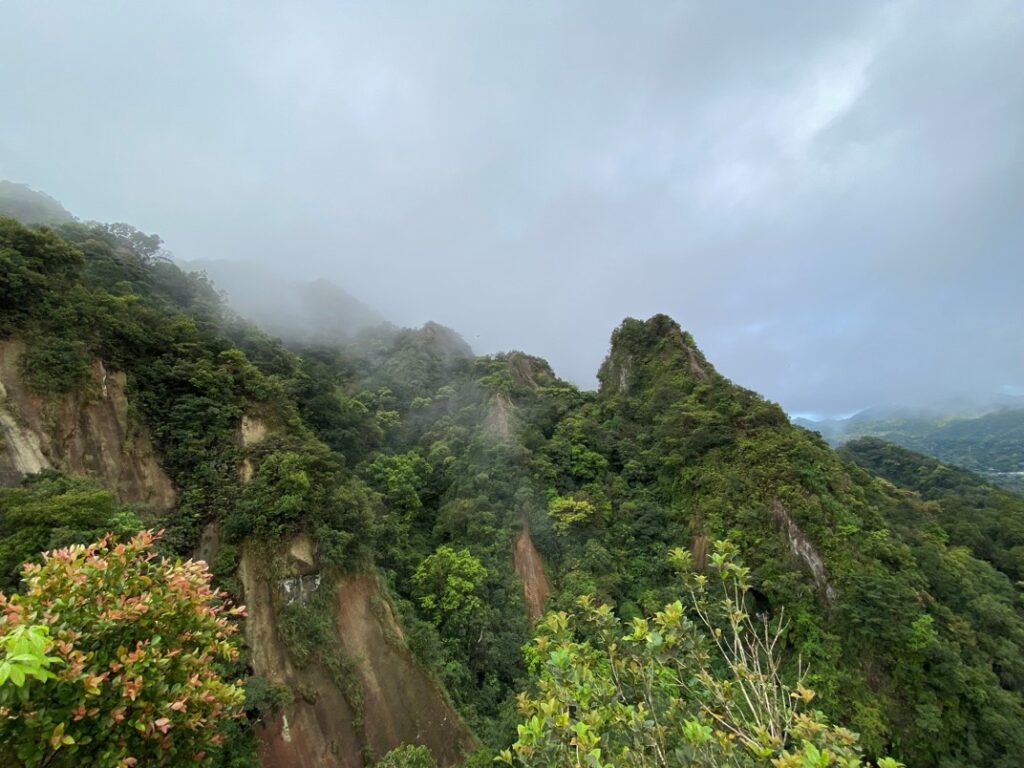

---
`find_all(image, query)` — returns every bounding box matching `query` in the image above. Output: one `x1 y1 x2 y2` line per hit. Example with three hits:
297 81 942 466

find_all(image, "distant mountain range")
795 405 1024 494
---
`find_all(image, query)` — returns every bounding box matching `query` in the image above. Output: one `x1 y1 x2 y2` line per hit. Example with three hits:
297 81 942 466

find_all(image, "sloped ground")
0 339 175 510
240 550 474 767
513 521 550 622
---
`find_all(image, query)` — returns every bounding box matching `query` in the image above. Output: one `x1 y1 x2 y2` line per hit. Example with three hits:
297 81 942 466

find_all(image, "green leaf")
8 665 25 687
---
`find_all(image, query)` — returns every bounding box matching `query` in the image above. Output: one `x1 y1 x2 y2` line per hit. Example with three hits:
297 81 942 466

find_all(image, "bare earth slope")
0 339 176 511
239 548 474 768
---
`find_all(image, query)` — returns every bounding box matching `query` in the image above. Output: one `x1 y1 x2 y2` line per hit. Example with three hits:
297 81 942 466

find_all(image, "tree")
99 222 165 262
0 531 245 767
412 546 488 637
547 495 599 534
502 541 903 768
0 216 82 334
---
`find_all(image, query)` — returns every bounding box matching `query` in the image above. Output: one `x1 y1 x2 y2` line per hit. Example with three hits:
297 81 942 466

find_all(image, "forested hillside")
2 207 1024 767
840 438 1024 587
797 409 1024 495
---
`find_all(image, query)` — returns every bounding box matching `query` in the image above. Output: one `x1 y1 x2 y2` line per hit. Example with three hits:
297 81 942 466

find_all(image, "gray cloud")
2 0 1021 415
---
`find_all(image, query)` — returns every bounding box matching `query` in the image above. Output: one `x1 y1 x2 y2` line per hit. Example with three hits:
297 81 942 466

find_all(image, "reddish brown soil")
513 521 551 622
240 552 474 768
0 339 175 510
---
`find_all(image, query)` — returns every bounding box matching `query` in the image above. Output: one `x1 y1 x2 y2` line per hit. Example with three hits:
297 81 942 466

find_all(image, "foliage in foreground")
504 542 901 768
0 531 245 767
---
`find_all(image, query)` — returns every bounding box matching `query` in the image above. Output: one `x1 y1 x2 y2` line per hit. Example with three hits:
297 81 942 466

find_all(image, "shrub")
502 541 904 768
375 744 438 768
0 531 245 767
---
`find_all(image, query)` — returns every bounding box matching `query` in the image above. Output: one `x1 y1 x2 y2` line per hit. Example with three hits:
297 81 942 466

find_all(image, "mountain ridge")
2 197 1024 765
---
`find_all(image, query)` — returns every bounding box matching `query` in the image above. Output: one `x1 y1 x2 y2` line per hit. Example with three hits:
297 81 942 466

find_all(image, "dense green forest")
3 206 1024 767
840 438 1024 587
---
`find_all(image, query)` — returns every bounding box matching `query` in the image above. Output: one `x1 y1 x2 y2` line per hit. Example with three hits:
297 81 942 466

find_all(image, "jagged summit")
597 314 716 396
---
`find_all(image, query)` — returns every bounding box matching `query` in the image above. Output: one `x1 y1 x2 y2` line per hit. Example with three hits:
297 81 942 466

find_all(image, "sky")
1 1 1022 417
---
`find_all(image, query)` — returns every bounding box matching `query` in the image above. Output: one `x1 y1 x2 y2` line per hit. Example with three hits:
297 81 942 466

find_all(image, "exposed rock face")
288 535 316 570
772 499 837 603
685 345 710 381
240 414 269 447
483 391 515 440
0 339 175 510
505 352 557 390
281 574 323 604
483 354 561 441
239 547 474 768
194 521 222 566
513 521 551 622
418 321 473 360
238 414 271 481
281 535 322 605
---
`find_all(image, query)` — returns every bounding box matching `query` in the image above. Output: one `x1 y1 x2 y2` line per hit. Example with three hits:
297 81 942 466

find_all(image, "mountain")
184 258 389 345
0 180 75 225
796 407 1024 494
3 205 1024 766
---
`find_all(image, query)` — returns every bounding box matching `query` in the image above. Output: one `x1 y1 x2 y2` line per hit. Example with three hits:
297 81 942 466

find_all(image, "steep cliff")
239 546 474 767
0 339 176 511
224 414 474 767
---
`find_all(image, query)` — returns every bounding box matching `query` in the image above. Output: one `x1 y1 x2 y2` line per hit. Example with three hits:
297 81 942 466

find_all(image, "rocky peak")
597 314 716 396
418 321 474 360
504 352 558 390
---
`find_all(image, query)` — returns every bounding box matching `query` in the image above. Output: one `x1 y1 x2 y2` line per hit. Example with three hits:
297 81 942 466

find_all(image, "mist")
1 1 1022 416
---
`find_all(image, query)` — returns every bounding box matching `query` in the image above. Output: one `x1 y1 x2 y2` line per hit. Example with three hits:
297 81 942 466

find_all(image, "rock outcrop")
597 314 717 396
772 499 837 603
483 390 515 440
0 339 176 510
239 546 474 768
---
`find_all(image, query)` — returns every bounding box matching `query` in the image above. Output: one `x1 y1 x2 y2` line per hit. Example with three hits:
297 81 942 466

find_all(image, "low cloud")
1 0 1021 414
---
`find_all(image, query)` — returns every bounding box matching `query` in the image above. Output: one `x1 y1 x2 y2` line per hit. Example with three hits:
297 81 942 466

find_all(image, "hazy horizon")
2 1 1021 416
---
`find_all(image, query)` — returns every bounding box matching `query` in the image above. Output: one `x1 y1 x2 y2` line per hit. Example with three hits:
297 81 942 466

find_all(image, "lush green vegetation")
505 542 901 768
377 745 438 768
3 212 1024 766
0 471 141 590
840 437 1024 584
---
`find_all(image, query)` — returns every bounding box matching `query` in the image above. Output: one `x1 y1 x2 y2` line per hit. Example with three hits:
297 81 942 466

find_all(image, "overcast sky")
2 1 1022 416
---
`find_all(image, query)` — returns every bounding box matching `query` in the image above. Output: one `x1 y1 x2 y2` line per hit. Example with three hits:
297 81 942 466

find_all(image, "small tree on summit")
0 531 245 767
